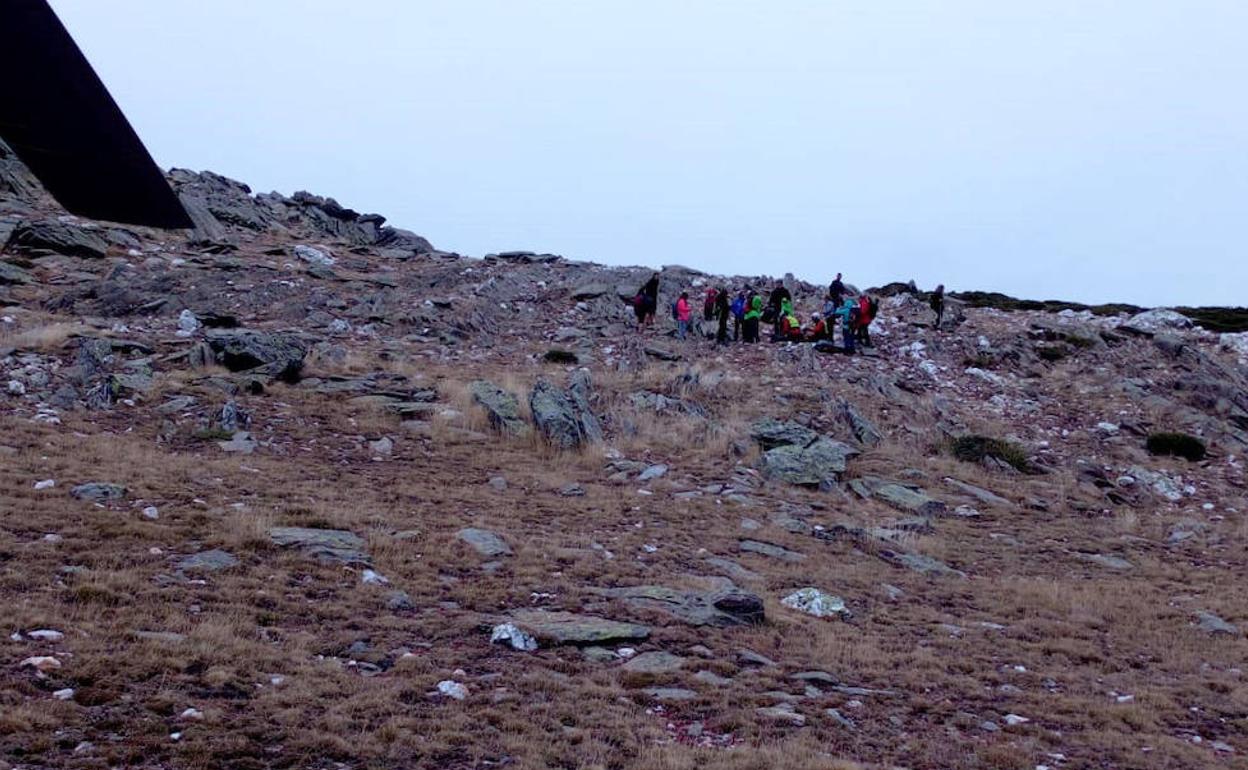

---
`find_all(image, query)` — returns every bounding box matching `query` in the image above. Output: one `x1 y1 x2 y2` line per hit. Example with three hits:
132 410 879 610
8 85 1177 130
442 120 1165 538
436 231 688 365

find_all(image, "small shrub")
962 352 996 369
543 349 579 365
193 427 234 441
1146 432 1207 461
1036 345 1067 362
950 435 1034 473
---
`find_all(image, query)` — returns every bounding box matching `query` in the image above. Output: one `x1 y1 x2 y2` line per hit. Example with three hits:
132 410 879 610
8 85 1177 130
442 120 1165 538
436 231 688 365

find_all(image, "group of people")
629 271 933 354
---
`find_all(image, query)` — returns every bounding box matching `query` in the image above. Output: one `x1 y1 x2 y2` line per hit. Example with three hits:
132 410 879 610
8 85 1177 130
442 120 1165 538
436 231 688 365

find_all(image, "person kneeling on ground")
779 311 804 342
806 313 828 341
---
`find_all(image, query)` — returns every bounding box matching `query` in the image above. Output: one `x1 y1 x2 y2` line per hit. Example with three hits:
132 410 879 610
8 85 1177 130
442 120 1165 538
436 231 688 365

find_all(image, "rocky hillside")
2 151 1246 770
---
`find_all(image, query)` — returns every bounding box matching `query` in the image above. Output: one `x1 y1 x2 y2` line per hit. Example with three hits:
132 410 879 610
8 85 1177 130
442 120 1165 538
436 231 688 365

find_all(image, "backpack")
671 301 679 320
731 296 745 318
848 306 861 326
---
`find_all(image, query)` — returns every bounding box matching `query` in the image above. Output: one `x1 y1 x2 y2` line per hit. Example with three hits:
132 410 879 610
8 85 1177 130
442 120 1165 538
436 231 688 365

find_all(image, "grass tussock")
1145 432 1207 462
949 434 1035 473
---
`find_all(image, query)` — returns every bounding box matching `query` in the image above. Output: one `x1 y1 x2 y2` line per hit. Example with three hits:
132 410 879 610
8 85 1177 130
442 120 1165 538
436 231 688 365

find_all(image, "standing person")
730 289 746 341
829 273 845 309
834 297 857 354
856 294 874 347
930 284 945 330
822 292 839 342
638 273 660 329
743 291 763 343
858 295 878 346
703 286 718 322
714 287 731 345
766 280 791 340
675 291 692 340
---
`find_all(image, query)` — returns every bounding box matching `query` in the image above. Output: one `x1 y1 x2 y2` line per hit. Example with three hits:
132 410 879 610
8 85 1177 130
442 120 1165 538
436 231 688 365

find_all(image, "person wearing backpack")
633 273 660 330
730 290 747 342
674 291 692 340
833 297 857 354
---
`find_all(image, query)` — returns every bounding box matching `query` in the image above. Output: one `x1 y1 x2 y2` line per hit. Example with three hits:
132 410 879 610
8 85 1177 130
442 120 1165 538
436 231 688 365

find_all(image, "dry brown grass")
2 319 1247 770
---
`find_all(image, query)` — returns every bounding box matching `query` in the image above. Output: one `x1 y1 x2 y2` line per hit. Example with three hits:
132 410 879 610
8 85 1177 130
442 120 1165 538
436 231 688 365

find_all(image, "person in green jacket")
743 292 763 343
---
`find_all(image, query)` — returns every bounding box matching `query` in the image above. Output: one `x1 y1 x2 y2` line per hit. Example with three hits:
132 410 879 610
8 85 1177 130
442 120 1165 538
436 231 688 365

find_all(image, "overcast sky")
51 1 1247 306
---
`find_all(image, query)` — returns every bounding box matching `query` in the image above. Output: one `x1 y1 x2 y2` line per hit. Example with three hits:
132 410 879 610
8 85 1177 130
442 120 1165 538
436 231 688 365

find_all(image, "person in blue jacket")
833 297 859 354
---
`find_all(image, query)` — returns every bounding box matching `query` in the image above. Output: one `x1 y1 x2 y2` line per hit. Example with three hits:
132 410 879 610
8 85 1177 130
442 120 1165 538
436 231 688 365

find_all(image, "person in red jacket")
675 291 692 340
806 313 828 341
702 287 718 322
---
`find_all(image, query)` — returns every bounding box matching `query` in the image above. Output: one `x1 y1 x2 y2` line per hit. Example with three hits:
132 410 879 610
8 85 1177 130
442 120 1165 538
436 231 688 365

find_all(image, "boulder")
781 587 851 619
759 438 858 488
1195 610 1240 636
0 261 34 285
749 418 819 450
457 527 512 558
470 380 531 438
70 482 127 502
529 380 585 449
571 282 611 300
507 609 651 647
268 526 370 565
1122 308 1193 334
595 580 765 627
5 220 109 258
176 549 240 573
567 370 604 443
205 330 306 381
837 400 883 446
622 651 686 675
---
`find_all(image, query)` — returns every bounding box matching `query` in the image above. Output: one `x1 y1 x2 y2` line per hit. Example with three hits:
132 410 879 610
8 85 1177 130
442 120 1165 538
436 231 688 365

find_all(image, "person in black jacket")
636 273 660 328
829 273 845 309
714 287 731 345
929 284 945 330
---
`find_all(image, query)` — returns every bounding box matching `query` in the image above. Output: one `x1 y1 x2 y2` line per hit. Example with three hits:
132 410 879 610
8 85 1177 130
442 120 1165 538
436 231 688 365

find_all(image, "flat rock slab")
1074 552 1134 570
457 527 513 558
70 482 127 502
878 549 967 579
704 557 763 583
622 651 686 675
1195 611 1240 636
739 539 806 563
749 418 820 451
643 687 696 701
509 609 651 647
268 526 370 565
850 476 947 517
595 581 765 628
176 549 240 573
943 477 1015 509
